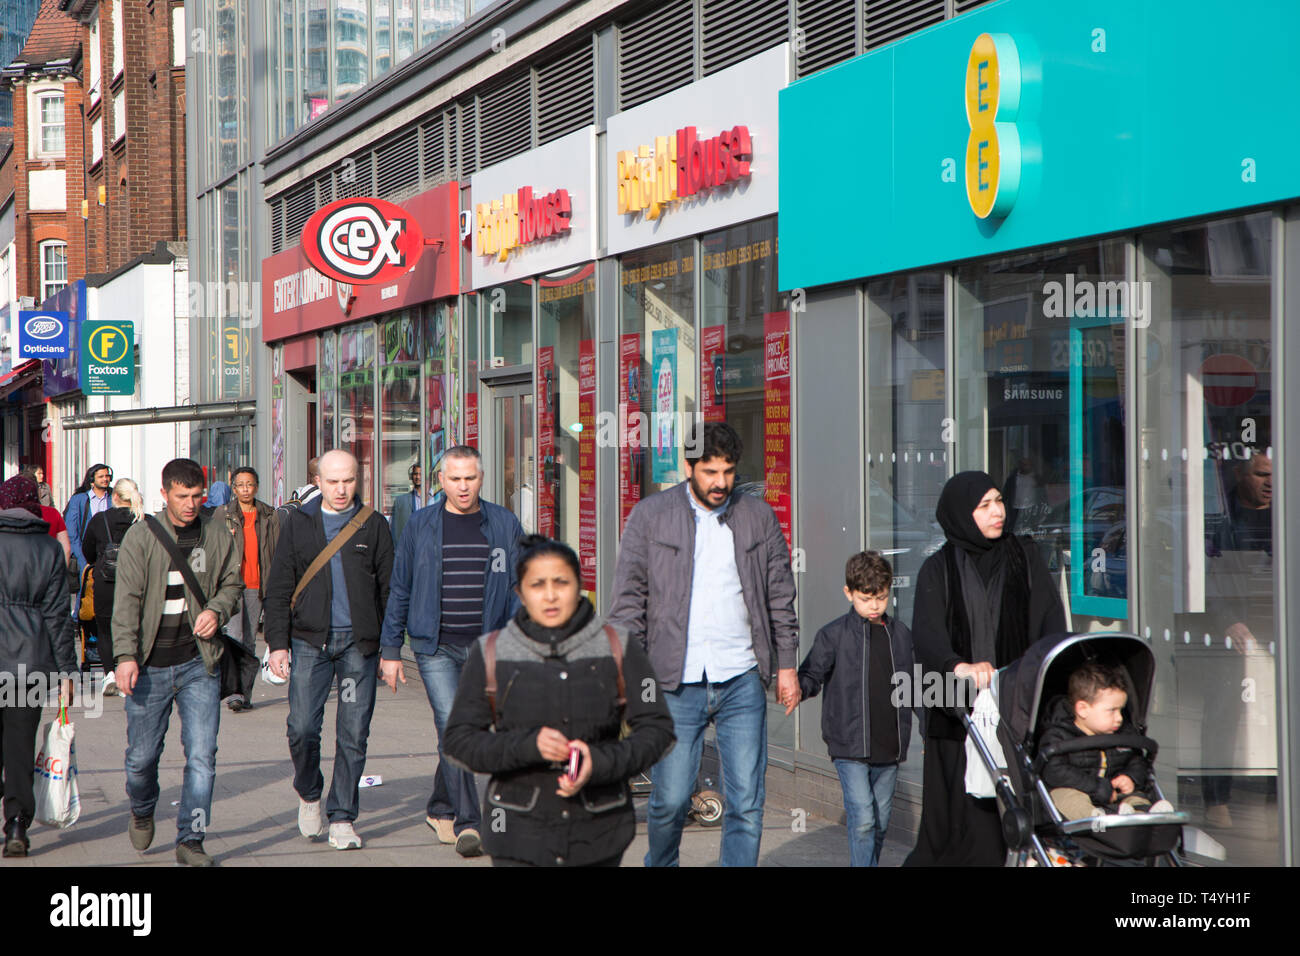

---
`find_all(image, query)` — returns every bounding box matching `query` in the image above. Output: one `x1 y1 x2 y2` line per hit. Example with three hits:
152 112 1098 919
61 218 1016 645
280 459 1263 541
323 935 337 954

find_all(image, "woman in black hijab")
904 471 1066 866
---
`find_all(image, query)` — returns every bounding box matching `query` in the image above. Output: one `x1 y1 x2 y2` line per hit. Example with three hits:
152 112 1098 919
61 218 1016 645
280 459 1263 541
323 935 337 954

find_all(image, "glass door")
488 380 534 533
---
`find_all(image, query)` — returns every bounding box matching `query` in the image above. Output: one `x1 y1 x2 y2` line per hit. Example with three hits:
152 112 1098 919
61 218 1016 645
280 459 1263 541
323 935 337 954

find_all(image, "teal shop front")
778 0 1296 865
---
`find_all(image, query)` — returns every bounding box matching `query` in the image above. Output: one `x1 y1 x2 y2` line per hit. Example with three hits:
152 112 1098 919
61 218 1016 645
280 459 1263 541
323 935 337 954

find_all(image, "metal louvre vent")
459 99 478 176
618 0 695 110
376 127 421 201
478 73 533 169
422 111 449 185
795 0 858 78
953 0 993 12
270 200 284 255
315 170 334 207
283 182 315 247
537 42 594 145
864 0 945 50
702 0 788 76
334 153 374 199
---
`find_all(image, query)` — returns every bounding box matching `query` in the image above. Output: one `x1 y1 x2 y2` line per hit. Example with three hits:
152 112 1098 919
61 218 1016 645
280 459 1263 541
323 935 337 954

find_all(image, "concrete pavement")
9 650 908 867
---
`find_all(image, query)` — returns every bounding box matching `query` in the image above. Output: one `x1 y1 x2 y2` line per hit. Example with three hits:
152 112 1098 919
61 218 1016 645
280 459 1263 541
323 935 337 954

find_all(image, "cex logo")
302 197 426 285
24 315 65 339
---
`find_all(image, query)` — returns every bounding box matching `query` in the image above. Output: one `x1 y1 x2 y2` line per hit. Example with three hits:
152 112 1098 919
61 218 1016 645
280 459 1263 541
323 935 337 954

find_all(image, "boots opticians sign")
617 124 753 221
475 186 572 261
301 197 428 284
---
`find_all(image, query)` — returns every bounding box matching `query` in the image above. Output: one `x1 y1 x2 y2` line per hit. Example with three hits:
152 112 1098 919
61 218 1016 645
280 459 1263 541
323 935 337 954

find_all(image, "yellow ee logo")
964 33 1022 220
88 325 130 365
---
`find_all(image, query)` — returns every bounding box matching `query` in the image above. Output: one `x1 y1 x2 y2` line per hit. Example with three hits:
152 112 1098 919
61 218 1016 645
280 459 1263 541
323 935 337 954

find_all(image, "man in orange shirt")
213 467 280 712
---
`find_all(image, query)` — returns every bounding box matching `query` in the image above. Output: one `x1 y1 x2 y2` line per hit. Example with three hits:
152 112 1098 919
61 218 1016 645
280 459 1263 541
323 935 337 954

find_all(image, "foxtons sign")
80 321 135 396
301 197 427 284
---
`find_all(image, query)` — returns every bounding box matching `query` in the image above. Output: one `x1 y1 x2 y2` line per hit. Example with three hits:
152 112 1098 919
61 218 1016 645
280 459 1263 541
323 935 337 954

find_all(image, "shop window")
1137 212 1276 864
618 239 696 531
954 238 1129 628
425 302 459 496
380 310 421 518
321 329 337 453
538 264 597 594
483 280 532 368
338 322 377 504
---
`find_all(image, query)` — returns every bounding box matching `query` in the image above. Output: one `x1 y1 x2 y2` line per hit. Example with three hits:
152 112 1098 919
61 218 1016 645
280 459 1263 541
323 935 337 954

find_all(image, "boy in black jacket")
1040 661 1174 819
797 551 913 866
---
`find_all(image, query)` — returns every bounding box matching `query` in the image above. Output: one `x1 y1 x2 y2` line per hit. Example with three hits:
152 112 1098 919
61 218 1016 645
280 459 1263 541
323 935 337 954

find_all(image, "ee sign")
964 33 1023 220
18 310 70 358
80 321 135 396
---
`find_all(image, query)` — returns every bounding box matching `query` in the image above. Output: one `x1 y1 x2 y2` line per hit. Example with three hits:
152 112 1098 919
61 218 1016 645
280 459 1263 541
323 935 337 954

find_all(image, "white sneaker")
1150 799 1175 814
328 821 362 850
1118 801 1138 815
298 798 323 838
101 671 118 697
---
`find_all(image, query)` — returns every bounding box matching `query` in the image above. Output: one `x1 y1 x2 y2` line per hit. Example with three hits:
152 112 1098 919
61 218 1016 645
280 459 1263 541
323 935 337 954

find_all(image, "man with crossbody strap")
111 459 243 866
263 450 394 850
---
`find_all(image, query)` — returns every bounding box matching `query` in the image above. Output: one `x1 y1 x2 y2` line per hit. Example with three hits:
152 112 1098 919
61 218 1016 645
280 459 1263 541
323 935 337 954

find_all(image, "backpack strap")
483 629 502 726
603 624 626 713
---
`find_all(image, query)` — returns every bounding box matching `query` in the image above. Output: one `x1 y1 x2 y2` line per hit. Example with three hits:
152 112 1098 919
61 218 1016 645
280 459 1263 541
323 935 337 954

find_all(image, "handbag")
34 705 80 829
143 516 252 698
78 565 95 621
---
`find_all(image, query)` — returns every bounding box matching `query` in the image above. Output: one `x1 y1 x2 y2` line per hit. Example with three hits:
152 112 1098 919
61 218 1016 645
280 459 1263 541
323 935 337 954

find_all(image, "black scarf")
936 471 1032 667
515 596 595 651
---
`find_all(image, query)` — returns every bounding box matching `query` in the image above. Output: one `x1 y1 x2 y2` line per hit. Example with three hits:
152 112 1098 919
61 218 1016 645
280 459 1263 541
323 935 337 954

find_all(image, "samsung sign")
19 311 71 358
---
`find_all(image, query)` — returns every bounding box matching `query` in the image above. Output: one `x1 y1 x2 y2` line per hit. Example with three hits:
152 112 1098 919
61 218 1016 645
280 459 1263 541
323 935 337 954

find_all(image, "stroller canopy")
998 632 1156 750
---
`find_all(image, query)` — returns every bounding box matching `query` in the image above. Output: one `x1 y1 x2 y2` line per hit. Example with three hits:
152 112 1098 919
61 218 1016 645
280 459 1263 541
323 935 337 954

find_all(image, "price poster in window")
619 333 643 531
700 325 727 422
578 339 597 592
650 328 678 484
764 311 793 552
537 345 555 538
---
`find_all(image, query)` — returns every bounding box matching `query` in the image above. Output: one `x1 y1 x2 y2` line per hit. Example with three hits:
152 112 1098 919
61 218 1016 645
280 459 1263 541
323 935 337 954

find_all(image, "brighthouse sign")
617 125 752 220
80 321 135 396
18 311 71 358
475 186 572 261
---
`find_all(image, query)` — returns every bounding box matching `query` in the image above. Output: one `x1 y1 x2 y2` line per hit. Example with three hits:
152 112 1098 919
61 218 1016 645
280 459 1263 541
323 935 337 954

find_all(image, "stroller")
962 632 1189 866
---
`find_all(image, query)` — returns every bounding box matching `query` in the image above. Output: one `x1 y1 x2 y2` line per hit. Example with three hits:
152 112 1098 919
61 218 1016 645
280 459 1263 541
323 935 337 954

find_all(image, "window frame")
35 91 66 156
39 240 69 304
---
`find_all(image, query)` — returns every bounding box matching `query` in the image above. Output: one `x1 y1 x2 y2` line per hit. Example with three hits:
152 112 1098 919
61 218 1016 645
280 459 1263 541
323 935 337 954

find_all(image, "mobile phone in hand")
567 744 582 781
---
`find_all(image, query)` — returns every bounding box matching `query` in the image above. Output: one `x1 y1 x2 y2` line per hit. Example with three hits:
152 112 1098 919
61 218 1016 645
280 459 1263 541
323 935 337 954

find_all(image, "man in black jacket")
263 450 394 850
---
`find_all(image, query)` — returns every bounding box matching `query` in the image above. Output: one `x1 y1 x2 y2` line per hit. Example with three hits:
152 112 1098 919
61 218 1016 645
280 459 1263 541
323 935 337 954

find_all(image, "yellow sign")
964 33 1022 220
88 324 129 365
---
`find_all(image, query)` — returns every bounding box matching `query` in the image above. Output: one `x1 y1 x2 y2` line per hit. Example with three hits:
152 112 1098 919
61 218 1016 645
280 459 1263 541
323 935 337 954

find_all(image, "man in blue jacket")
379 445 523 858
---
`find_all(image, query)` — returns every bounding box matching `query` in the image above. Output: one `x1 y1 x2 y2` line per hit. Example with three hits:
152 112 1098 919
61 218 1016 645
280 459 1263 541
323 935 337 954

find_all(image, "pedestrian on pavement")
378 445 523 858
211 467 279 713
64 463 113 574
20 464 54 508
0 475 76 858
201 480 231 519
443 535 674 867
82 478 145 698
37 497 71 565
264 449 394 851
609 420 800 867
389 462 424 545
111 458 244 867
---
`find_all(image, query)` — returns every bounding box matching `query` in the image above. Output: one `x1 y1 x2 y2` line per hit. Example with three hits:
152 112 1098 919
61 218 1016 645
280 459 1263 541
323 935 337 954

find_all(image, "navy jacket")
797 609 915 762
380 499 524 660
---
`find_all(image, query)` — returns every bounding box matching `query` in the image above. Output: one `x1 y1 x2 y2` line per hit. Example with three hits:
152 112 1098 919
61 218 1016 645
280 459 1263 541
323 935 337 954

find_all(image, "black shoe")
3 819 29 858
176 840 214 866
129 814 155 851
227 698 253 712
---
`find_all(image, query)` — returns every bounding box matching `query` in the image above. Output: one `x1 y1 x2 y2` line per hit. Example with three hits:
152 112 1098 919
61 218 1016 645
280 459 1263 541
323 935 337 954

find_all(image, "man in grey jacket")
609 421 799 866
112 458 243 866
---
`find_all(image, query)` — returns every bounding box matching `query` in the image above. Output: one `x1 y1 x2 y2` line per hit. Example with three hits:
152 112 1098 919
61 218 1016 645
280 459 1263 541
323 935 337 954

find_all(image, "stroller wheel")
691 790 724 827
1001 806 1033 850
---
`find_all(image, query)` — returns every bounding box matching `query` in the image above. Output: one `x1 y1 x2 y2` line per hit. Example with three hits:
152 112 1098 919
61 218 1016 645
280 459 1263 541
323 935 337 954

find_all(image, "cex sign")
301 197 427 284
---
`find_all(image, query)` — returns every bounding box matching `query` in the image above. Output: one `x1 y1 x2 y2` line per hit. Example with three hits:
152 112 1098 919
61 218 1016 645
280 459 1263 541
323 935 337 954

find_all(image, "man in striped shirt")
379 446 523 858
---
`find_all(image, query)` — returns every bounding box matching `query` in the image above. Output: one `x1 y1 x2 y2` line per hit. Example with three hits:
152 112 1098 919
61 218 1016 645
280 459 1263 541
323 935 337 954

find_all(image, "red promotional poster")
537 346 555 537
763 312 793 552
619 333 643 532
700 325 727 422
465 392 478 448
578 340 597 593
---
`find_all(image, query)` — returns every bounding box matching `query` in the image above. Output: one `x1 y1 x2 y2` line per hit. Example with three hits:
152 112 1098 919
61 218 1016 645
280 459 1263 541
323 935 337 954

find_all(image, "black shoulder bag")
143 515 252 699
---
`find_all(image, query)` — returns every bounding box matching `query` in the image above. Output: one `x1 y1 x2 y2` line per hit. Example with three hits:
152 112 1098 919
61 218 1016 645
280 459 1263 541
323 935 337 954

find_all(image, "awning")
0 360 41 401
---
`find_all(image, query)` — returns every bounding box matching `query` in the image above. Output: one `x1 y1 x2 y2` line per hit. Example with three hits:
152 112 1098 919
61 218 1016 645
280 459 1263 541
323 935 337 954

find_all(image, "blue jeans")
646 667 768 867
415 643 481 833
123 655 221 845
286 631 379 823
833 759 898 867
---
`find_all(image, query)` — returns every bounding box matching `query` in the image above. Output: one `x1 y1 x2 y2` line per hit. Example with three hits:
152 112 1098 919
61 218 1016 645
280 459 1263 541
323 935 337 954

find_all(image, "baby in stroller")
1039 661 1175 820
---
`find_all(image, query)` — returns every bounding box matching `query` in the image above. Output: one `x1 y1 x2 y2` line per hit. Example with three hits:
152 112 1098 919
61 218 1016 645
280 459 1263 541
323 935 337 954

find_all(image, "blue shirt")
321 502 357 631
682 484 756 684
87 488 111 517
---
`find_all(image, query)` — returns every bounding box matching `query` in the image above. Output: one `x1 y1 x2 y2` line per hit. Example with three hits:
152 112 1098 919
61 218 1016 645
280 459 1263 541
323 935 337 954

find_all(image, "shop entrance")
484 378 535 533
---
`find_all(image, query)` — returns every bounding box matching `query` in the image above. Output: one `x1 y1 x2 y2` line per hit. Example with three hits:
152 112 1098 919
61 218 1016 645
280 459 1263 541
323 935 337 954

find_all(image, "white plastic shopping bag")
34 708 80 829
260 646 287 686
964 678 1007 799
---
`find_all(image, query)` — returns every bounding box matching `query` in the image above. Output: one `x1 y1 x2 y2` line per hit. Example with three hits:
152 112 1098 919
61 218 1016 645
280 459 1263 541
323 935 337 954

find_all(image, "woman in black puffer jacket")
443 535 675 867
0 476 77 857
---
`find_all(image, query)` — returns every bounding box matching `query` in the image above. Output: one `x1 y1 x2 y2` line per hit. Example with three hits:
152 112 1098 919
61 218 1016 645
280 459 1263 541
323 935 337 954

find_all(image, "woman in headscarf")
904 471 1066 866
